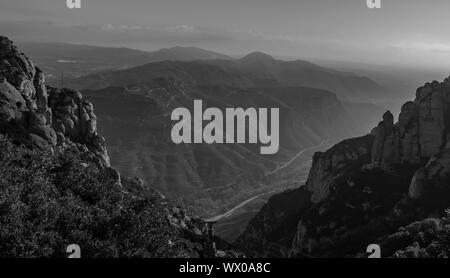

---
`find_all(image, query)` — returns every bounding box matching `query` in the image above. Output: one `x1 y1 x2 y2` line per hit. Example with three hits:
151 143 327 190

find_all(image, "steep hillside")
81 83 360 216
238 77 450 258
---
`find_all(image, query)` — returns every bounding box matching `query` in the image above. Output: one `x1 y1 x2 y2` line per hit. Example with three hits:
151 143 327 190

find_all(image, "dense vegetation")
0 135 195 258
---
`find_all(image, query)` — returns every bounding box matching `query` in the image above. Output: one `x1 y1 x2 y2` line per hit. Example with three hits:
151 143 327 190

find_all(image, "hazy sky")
1 0 450 70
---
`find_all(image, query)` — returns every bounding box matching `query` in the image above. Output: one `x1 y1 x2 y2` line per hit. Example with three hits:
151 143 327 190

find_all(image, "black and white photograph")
0 0 450 265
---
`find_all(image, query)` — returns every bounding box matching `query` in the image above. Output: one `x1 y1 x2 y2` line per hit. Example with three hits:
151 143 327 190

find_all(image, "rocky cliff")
238 77 450 258
0 36 110 170
307 79 450 205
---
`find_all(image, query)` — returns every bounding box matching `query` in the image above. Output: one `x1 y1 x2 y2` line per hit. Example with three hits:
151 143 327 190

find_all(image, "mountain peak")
150 46 231 60
240 51 276 62
167 46 203 51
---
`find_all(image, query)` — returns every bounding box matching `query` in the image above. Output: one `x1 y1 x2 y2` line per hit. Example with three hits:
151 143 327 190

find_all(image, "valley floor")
210 140 334 242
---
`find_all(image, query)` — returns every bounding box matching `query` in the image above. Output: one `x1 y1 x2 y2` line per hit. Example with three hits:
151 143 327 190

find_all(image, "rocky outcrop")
239 76 450 258
370 110 400 169
0 36 110 169
306 135 373 203
308 78 450 205
409 149 450 206
369 80 450 170
48 87 110 167
281 77 450 209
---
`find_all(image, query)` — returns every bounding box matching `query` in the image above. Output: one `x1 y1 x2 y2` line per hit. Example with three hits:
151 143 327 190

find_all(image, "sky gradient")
1 0 450 70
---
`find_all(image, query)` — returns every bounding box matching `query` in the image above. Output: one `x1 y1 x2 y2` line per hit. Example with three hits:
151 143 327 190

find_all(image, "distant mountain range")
18 42 232 83
20 42 387 102
20 42 232 64
65 53 386 102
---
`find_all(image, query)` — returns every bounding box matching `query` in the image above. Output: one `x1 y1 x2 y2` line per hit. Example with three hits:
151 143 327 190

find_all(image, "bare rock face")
48 87 110 167
409 149 450 206
365 79 450 201
306 135 373 203
295 77 450 256
416 82 447 158
398 101 420 164
304 89 448 205
0 36 36 91
369 80 450 170
0 80 27 122
0 36 110 169
370 110 400 170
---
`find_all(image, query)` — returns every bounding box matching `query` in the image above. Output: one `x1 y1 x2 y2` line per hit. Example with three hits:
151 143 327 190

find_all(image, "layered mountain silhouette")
18 42 232 83
20 42 231 64
65 50 386 102
238 78 450 258
18 41 387 102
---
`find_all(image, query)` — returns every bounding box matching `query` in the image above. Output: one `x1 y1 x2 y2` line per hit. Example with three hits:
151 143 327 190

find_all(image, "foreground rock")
0 36 110 169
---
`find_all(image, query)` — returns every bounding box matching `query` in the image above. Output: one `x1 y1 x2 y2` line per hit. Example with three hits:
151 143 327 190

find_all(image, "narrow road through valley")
265 139 329 176
206 190 276 222
207 139 330 222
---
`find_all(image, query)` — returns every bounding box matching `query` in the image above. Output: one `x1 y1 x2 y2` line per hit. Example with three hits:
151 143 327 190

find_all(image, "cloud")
392 41 450 54
0 19 324 48
0 20 235 46
167 25 198 33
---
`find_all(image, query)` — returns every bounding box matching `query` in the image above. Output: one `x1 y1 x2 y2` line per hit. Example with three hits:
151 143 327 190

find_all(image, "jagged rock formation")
369 80 450 204
306 78 450 205
369 80 450 170
0 36 110 169
306 78 450 207
238 77 450 258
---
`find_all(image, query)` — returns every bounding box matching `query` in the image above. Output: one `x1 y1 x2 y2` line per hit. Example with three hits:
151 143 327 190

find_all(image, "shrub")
0 136 193 258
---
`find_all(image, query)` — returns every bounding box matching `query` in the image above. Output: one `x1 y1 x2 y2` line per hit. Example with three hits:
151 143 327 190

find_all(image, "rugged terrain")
58 52 384 218
19 40 387 241
0 36 238 258
238 77 450 258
